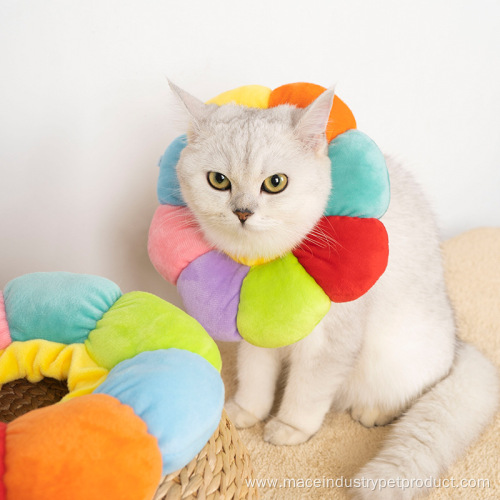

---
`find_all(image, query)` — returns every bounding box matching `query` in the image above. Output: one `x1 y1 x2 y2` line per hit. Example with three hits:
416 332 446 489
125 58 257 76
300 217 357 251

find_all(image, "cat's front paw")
263 418 312 445
350 406 399 428
225 400 261 429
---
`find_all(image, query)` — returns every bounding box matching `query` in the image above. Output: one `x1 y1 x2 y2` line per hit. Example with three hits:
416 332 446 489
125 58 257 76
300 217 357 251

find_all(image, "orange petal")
5 394 162 500
269 82 356 141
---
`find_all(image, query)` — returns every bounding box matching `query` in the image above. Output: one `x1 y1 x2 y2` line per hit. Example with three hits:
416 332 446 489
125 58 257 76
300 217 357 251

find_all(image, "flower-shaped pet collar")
149 82 390 348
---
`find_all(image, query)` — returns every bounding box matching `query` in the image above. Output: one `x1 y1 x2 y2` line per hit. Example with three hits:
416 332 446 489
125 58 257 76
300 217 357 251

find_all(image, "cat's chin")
203 225 293 267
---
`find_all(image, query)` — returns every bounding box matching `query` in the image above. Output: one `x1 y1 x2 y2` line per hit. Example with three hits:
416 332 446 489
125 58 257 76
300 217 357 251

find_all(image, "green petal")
86 291 221 371
237 254 331 348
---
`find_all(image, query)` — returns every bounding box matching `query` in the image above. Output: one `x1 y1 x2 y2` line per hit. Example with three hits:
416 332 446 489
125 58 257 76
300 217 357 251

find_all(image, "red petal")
293 217 388 302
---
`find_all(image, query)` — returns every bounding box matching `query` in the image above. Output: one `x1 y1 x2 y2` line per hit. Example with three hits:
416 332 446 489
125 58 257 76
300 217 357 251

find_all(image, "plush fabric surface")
4 272 121 344
86 290 222 371
4 394 162 500
178 251 249 342
0 340 108 400
94 349 224 474
326 130 390 218
218 228 500 499
0 293 10 350
157 134 188 206
238 253 331 348
293 217 389 303
206 84 272 108
148 204 213 284
268 82 356 141
0 272 225 498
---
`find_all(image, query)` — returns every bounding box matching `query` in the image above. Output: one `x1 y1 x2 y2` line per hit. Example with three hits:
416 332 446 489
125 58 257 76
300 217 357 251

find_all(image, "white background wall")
1 0 499 303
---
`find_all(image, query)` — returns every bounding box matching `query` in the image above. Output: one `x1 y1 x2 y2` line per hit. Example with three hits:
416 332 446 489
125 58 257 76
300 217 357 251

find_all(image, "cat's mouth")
198 211 300 267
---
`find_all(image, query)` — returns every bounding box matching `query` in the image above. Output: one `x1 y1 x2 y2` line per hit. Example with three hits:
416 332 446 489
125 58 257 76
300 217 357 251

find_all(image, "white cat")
170 82 499 499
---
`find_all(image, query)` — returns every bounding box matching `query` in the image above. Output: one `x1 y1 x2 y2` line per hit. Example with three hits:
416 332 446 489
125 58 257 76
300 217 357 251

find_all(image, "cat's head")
170 82 334 264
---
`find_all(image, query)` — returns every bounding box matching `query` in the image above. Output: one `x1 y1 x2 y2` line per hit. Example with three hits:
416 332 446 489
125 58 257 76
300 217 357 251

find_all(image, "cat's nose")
233 209 254 223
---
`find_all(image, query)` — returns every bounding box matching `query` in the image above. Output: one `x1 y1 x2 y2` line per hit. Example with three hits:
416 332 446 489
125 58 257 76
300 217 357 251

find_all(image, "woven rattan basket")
0 378 259 500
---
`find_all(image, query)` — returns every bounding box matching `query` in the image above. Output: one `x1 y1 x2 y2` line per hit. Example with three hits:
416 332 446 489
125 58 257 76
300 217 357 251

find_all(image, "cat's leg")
225 340 281 428
264 306 364 445
263 352 337 445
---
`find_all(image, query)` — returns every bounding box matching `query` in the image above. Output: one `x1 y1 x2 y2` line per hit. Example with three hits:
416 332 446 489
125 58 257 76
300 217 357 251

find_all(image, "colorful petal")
0 293 11 350
85 291 222 372
0 422 6 500
157 134 187 206
177 251 247 342
293 216 389 303
326 130 390 218
237 253 331 347
3 273 121 344
206 85 271 108
95 349 224 475
0 340 108 400
148 204 212 284
269 82 356 141
4 394 162 500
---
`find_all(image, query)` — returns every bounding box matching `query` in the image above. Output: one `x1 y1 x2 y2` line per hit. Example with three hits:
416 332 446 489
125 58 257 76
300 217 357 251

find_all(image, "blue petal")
4 272 121 344
157 135 187 205
325 130 390 218
94 349 224 474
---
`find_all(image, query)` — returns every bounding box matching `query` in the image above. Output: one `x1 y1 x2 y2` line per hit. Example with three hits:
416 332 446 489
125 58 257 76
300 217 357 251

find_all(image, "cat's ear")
294 88 335 153
168 80 214 139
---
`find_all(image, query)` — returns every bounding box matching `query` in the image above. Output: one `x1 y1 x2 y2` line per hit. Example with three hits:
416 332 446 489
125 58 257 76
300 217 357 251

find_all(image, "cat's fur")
170 82 499 499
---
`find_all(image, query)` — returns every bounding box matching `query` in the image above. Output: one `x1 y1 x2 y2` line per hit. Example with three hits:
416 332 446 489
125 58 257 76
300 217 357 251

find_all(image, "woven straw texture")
153 411 258 500
0 378 69 422
0 378 259 500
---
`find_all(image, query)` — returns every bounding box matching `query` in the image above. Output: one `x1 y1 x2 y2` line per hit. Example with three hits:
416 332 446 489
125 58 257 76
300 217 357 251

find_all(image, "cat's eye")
207 171 231 191
262 174 288 194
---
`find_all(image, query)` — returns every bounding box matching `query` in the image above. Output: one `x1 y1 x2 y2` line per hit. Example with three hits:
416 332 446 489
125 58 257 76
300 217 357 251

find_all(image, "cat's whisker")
155 212 201 232
305 226 339 249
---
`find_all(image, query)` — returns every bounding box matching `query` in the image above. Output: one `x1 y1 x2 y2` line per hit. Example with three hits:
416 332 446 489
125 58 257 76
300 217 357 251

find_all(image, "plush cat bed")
0 272 224 500
149 82 391 348
218 227 500 499
0 381 258 500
